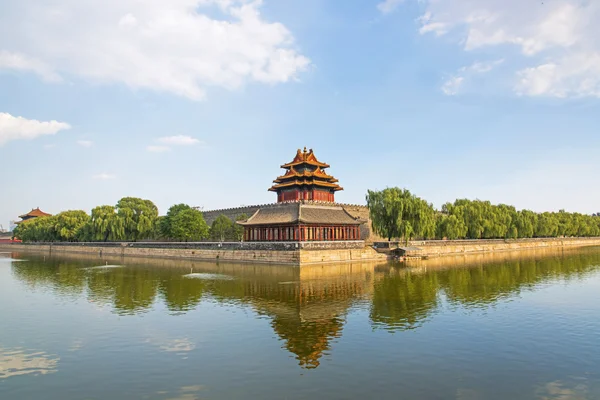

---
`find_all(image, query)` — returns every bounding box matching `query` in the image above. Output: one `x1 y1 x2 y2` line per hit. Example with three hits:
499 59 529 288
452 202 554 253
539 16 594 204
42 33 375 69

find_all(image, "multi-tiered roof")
16 208 51 224
269 148 343 203
238 148 361 242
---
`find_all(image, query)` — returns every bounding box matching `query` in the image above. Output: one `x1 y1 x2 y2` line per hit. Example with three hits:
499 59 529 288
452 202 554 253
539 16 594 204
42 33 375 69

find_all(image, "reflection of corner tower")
239 148 362 242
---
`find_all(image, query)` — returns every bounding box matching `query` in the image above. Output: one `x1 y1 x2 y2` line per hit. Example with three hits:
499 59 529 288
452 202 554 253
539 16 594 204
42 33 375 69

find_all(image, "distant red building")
15 208 52 225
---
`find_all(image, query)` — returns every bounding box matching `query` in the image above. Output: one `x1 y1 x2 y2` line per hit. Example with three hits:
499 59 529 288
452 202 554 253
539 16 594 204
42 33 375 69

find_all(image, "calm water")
1 248 600 400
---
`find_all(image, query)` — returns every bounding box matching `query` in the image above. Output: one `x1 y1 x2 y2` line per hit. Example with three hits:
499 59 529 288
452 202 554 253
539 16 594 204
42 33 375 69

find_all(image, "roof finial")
303 146 307 153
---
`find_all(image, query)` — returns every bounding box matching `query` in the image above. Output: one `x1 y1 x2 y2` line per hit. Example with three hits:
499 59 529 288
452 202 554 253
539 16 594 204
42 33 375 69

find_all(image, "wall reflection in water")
9 247 600 369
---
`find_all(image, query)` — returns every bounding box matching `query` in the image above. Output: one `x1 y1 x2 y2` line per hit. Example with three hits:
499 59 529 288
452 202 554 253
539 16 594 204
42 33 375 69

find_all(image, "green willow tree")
90 205 124 242
366 188 436 242
116 197 158 241
367 189 600 242
14 216 57 242
437 215 467 240
54 210 90 241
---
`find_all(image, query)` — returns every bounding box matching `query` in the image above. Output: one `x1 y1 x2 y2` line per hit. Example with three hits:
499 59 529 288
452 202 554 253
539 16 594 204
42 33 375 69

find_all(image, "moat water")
1 248 600 400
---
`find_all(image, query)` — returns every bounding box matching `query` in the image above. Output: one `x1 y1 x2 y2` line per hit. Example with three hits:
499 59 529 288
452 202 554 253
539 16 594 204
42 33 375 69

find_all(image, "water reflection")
535 380 589 400
0 347 59 379
8 247 600 370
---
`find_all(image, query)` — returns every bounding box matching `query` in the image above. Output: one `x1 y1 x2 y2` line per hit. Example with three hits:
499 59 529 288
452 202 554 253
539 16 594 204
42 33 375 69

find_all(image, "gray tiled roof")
238 203 360 226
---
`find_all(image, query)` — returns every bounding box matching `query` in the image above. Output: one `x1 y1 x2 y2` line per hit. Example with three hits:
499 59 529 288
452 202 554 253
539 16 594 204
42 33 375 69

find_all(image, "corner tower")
269 148 343 203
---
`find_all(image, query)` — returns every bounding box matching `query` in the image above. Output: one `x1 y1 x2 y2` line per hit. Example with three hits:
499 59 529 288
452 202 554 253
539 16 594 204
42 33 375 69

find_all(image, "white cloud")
441 60 503 95
0 51 62 82
0 112 71 146
377 0 404 14
77 140 93 148
516 53 600 98
441 76 464 96
147 145 171 153
93 173 116 180
0 0 310 100
384 0 600 98
157 135 201 146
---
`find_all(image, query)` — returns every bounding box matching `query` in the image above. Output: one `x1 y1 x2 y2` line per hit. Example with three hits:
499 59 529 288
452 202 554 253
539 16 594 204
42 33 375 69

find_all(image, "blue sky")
1 0 599 228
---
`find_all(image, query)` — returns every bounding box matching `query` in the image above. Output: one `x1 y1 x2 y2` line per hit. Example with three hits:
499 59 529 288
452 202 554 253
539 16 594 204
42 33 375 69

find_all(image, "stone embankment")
402 237 600 257
2 237 599 266
0 241 386 266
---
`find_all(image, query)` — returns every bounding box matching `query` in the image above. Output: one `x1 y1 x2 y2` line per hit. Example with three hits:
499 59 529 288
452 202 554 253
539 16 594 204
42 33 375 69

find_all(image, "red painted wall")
277 189 334 202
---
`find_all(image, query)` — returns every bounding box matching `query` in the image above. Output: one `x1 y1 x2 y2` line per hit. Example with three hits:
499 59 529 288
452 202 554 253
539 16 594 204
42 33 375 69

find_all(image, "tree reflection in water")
9 247 600 369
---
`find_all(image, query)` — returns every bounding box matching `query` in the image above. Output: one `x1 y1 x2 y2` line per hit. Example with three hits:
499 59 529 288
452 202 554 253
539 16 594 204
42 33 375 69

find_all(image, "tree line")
14 197 247 242
367 187 600 242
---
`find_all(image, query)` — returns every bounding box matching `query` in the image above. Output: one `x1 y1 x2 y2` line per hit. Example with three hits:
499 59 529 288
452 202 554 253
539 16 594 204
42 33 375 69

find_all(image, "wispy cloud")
382 0 600 98
377 0 404 14
0 51 62 83
148 135 205 152
0 112 71 146
92 173 116 180
441 60 504 95
146 145 171 153
157 135 201 146
441 76 465 96
77 140 93 148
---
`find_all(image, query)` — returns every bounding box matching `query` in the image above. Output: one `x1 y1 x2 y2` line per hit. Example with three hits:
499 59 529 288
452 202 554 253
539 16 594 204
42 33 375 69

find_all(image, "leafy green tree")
437 215 467 240
116 197 158 241
91 205 124 242
55 210 90 241
14 216 59 242
233 213 249 241
367 188 436 242
159 203 192 239
171 208 209 241
515 210 536 238
536 212 560 237
211 214 234 242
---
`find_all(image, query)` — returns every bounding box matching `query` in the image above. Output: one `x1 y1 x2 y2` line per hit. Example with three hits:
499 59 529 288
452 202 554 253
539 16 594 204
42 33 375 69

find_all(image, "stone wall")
201 205 262 226
3 237 600 266
0 242 385 266
406 237 600 257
